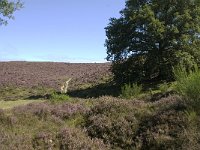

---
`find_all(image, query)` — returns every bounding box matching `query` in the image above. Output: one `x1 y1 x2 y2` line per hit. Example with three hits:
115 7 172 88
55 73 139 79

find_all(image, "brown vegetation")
0 61 111 90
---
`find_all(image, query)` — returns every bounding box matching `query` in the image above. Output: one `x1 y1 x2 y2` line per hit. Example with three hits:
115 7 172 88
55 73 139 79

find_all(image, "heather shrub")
0 109 5 120
0 109 18 128
177 111 200 150
57 127 110 150
0 129 33 150
131 95 197 149
13 102 52 121
151 95 184 112
51 103 87 120
134 109 188 149
173 65 200 113
13 102 87 121
84 98 149 149
32 132 55 150
121 83 142 99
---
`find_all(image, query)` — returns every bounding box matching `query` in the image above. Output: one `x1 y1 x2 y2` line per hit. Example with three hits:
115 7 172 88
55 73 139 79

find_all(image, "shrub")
57 127 110 150
0 109 5 119
51 103 87 120
13 102 87 121
0 109 18 128
121 83 142 99
0 132 33 150
32 132 55 150
84 98 148 149
49 92 70 102
177 109 200 149
134 109 188 149
173 65 200 113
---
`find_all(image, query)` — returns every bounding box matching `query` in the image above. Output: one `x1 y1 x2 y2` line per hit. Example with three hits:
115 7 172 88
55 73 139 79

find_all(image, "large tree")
105 0 200 84
0 0 23 25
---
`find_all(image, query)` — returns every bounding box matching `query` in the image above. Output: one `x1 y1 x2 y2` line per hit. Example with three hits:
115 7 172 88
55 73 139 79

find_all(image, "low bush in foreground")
0 91 200 149
33 127 109 150
84 97 149 149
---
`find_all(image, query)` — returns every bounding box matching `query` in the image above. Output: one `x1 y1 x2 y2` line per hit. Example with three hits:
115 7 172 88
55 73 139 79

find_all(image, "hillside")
0 61 112 90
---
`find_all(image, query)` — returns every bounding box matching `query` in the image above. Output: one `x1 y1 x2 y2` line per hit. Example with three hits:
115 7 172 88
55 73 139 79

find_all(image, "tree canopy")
105 0 200 84
0 0 23 25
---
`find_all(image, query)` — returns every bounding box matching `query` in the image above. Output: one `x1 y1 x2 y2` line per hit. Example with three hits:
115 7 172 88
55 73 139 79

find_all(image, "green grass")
121 83 142 99
49 92 70 103
173 64 200 113
0 99 45 109
0 86 54 101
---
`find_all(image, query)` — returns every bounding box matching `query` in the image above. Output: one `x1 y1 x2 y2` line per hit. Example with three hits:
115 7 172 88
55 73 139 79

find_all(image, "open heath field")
0 61 199 150
0 61 112 90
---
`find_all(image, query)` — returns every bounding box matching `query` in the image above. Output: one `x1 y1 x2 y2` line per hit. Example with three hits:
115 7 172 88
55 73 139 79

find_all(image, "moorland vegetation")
1 0 200 149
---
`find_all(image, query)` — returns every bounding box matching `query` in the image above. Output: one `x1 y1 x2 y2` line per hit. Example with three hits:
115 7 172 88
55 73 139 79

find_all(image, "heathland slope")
0 61 111 90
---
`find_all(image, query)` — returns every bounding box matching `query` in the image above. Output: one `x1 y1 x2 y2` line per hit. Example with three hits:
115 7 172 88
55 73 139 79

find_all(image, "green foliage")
178 109 200 149
173 64 200 113
0 100 44 109
0 0 23 25
184 109 198 125
49 92 70 102
158 82 169 93
105 0 200 84
121 83 142 99
65 114 85 127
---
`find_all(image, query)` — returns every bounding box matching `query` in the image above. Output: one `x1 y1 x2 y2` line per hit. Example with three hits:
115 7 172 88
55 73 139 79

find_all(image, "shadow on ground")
68 83 120 98
27 94 50 100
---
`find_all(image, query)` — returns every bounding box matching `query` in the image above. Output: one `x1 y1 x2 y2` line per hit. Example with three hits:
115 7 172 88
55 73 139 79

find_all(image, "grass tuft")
121 83 142 99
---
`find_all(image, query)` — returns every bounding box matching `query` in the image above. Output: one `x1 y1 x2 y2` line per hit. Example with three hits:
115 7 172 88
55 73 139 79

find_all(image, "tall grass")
49 92 70 103
121 83 142 99
173 64 200 112
158 82 170 93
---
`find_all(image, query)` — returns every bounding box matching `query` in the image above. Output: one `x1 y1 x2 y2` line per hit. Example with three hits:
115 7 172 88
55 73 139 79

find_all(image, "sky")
0 0 125 63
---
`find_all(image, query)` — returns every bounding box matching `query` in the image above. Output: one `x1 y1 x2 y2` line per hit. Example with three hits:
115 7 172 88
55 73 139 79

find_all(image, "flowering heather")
33 132 55 150
0 129 33 150
51 103 87 119
84 97 149 149
0 62 111 90
57 127 110 150
13 101 88 120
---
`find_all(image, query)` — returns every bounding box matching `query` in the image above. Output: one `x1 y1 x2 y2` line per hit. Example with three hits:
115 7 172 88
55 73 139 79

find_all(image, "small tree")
0 0 23 25
105 0 200 84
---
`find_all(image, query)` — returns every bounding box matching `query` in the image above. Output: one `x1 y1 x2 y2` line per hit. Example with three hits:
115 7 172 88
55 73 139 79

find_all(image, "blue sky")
0 0 125 63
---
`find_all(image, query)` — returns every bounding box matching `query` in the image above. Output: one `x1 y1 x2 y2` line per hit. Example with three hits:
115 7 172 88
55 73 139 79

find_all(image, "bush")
121 83 142 99
173 65 200 113
13 102 87 120
57 127 110 150
49 92 70 102
84 98 148 149
134 109 188 149
33 132 55 150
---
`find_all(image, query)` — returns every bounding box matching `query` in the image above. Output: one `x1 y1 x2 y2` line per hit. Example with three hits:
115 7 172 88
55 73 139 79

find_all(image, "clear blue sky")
0 0 125 63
